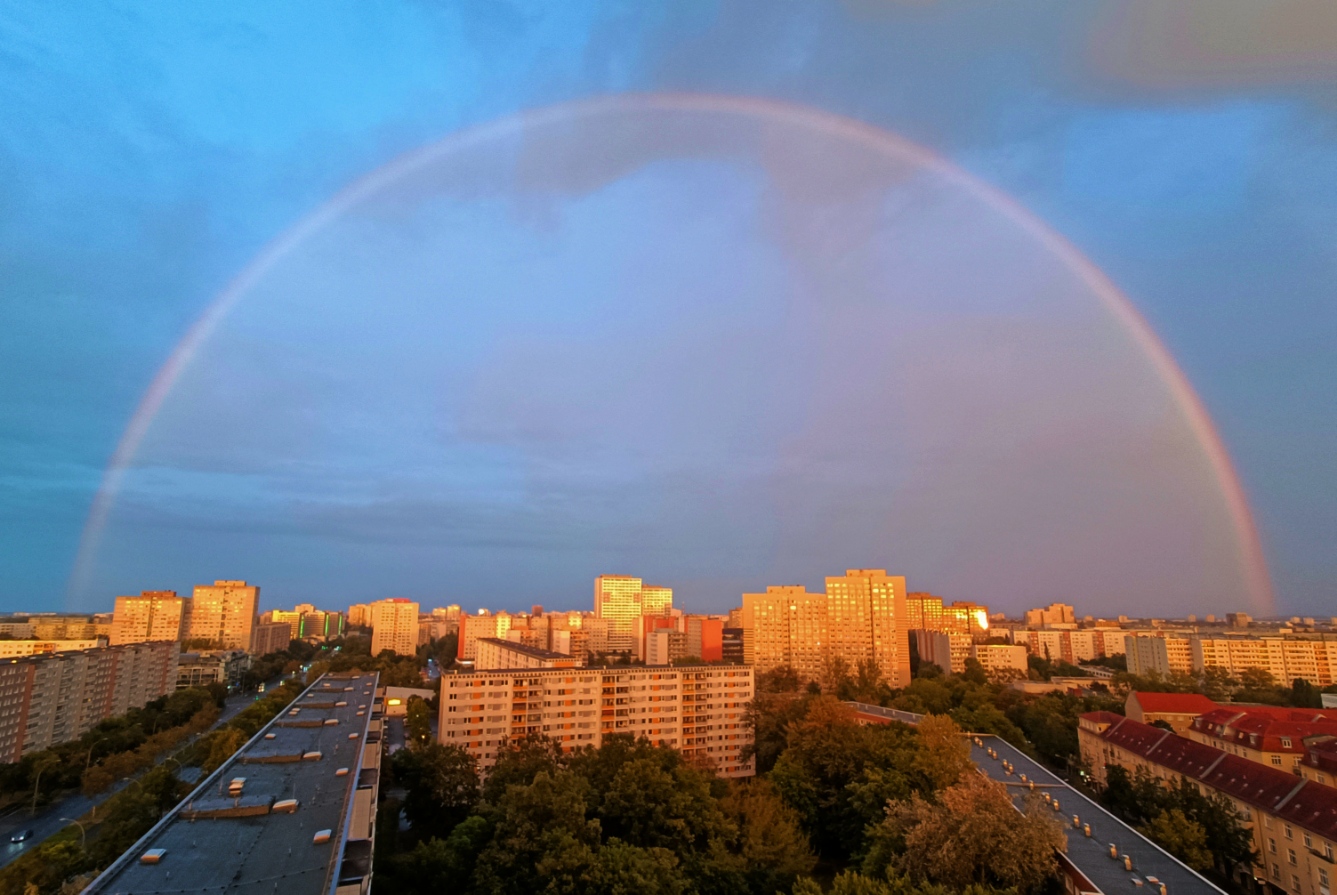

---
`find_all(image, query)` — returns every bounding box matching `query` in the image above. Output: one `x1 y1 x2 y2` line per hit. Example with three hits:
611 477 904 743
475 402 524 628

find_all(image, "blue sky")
2 1 1335 617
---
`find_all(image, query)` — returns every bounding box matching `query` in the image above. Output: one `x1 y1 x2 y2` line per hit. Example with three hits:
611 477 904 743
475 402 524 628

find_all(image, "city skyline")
4 4 1337 620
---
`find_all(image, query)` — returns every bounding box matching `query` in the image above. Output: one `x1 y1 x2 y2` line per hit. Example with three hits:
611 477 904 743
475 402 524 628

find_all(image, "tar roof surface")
87 673 380 895
970 737 1227 895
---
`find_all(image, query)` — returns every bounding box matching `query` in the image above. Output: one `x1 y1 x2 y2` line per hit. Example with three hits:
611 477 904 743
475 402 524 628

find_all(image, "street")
0 686 265 868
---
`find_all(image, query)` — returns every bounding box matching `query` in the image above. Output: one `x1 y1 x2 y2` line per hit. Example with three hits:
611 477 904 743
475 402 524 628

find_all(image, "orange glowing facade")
111 590 189 645
825 569 910 688
187 580 259 650
741 585 828 681
593 575 673 652
440 665 754 777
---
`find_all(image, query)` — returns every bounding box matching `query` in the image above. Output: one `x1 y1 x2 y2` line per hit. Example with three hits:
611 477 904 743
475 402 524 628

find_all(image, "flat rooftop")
85 672 381 895
970 736 1226 895
476 637 571 661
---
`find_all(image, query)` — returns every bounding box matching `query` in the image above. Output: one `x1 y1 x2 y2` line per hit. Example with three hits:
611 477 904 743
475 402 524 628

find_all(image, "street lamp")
61 818 87 850
84 736 109 773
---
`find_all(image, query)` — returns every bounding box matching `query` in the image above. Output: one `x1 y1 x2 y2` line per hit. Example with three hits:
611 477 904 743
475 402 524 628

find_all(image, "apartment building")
915 630 972 674
970 643 1028 675
456 611 514 660
1186 705 1337 775
370 598 420 657
187 580 258 650
741 585 828 680
0 640 180 762
1193 637 1337 687
176 649 251 689
475 638 579 670
1024 603 1076 628
1013 628 1127 664
1079 712 1337 895
906 594 989 636
0 639 101 658
439 665 755 777
30 616 112 641
110 590 190 645
826 569 910 687
646 629 688 666
1124 633 1194 676
593 575 673 653
250 621 292 655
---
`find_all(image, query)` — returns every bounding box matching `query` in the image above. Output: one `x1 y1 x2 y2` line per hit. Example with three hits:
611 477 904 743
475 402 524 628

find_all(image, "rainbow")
67 92 1275 611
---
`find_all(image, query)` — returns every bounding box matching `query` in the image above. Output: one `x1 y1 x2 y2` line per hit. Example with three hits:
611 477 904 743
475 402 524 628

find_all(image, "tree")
912 715 971 791
1291 678 1323 708
596 757 731 853
472 771 601 895
483 734 564 803
769 697 921 859
395 742 480 838
405 696 433 747
1140 809 1212 871
869 773 1063 894
720 779 815 895
583 840 685 895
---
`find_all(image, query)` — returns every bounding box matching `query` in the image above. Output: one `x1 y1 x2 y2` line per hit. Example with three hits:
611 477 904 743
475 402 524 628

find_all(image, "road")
0 686 268 868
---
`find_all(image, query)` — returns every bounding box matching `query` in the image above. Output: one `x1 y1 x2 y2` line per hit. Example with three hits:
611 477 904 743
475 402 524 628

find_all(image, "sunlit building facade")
593 575 673 653
440 664 754 777
826 569 910 687
741 585 828 681
110 590 190 645
187 580 259 650
370 598 420 657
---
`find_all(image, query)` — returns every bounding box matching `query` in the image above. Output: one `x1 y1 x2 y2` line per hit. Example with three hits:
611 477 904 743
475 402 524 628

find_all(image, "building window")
1272 755 1284 766
1287 848 1297 866
1286 824 1293 839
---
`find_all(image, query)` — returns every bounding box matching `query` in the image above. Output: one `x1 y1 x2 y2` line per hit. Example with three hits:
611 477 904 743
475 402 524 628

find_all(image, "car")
9 830 33 844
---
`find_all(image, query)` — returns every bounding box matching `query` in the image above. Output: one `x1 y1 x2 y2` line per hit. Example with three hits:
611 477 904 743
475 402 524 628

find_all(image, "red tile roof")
1086 712 1337 843
1129 691 1220 715
1190 707 1337 754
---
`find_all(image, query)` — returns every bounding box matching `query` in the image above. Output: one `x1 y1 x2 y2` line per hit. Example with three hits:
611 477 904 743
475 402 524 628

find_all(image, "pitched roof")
1129 691 1220 715
1094 713 1337 843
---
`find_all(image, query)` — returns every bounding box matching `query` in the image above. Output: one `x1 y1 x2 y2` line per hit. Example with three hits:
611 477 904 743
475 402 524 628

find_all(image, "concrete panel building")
0 640 180 762
110 590 190 645
188 580 259 650
440 664 754 777
84 673 384 895
369 598 420 657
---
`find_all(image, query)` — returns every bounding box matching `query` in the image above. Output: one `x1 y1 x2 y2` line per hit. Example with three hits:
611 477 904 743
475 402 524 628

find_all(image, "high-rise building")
741 585 828 681
249 621 291 655
914 630 972 674
187 581 258 650
1124 633 1193 676
1024 603 1076 629
684 616 724 662
825 569 910 688
593 575 673 652
440 665 755 777
456 611 513 660
110 591 190 645
370 598 420 657
0 641 180 762
347 603 372 629
906 593 945 632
